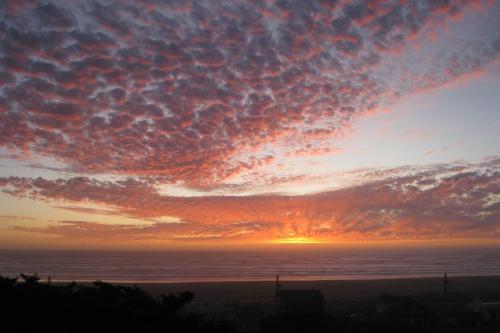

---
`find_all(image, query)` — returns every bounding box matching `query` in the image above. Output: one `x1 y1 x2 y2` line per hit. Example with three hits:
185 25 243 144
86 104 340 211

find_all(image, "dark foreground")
2 274 500 332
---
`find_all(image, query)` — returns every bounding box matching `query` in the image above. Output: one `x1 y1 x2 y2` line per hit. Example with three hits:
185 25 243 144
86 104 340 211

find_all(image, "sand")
130 275 500 305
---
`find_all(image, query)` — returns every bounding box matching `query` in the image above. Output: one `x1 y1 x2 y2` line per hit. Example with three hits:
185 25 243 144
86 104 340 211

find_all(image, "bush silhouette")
0 274 236 333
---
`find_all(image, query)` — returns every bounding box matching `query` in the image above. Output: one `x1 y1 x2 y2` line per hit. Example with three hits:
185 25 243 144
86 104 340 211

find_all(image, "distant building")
467 296 500 323
375 294 435 328
277 289 325 314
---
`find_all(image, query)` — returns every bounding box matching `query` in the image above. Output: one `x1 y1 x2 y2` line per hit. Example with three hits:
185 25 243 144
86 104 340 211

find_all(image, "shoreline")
45 273 500 284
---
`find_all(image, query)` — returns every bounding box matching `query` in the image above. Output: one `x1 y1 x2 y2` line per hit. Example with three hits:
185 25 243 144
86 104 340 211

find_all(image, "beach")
130 275 500 309
129 276 500 332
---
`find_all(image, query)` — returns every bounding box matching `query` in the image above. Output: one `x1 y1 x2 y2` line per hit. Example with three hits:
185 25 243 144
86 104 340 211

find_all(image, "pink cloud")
0 0 496 187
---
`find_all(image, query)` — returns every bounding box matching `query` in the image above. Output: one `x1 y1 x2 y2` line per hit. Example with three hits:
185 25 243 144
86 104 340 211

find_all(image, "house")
466 296 500 323
277 289 325 314
375 294 435 328
376 294 428 315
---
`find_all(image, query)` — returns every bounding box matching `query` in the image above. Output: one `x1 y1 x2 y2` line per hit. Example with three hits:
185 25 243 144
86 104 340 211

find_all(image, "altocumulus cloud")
0 0 499 187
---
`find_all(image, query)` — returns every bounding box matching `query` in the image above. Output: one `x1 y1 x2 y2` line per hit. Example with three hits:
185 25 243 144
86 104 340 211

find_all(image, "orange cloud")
2 158 499 244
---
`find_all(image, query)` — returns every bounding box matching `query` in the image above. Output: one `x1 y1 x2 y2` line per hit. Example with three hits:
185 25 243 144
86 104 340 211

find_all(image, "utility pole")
441 272 449 317
275 275 280 314
443 272 449 297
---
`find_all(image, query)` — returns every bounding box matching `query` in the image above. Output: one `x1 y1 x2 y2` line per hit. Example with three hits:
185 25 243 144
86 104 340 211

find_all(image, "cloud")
2 158 499 242
51 205 122 216
0 215 38 224
0 0 497 187
13 219 281 242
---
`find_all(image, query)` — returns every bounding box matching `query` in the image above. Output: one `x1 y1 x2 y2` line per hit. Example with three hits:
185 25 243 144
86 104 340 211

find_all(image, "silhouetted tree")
19 273 40 284
0 274 237 333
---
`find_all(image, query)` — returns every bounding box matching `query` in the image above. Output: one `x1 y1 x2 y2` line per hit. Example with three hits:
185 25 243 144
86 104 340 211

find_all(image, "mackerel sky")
0 0 499 248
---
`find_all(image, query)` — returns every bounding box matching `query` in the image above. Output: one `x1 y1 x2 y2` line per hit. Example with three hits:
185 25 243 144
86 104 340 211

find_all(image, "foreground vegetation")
0 274 236 333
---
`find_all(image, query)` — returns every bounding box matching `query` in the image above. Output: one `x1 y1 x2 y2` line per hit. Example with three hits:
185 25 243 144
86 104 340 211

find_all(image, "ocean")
1 246 499 283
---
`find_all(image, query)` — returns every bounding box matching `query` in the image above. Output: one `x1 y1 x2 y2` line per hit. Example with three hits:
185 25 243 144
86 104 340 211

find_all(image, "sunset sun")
272 237 323 244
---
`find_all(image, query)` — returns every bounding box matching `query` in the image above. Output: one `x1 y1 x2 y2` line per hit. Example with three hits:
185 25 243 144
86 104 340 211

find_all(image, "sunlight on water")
1 246 500 283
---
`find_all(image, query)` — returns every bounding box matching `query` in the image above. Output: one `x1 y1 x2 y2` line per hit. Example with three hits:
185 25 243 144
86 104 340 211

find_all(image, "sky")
0 0 499 249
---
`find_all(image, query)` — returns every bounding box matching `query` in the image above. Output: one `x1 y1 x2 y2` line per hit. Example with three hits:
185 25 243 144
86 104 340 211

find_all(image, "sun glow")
271 237 322 244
